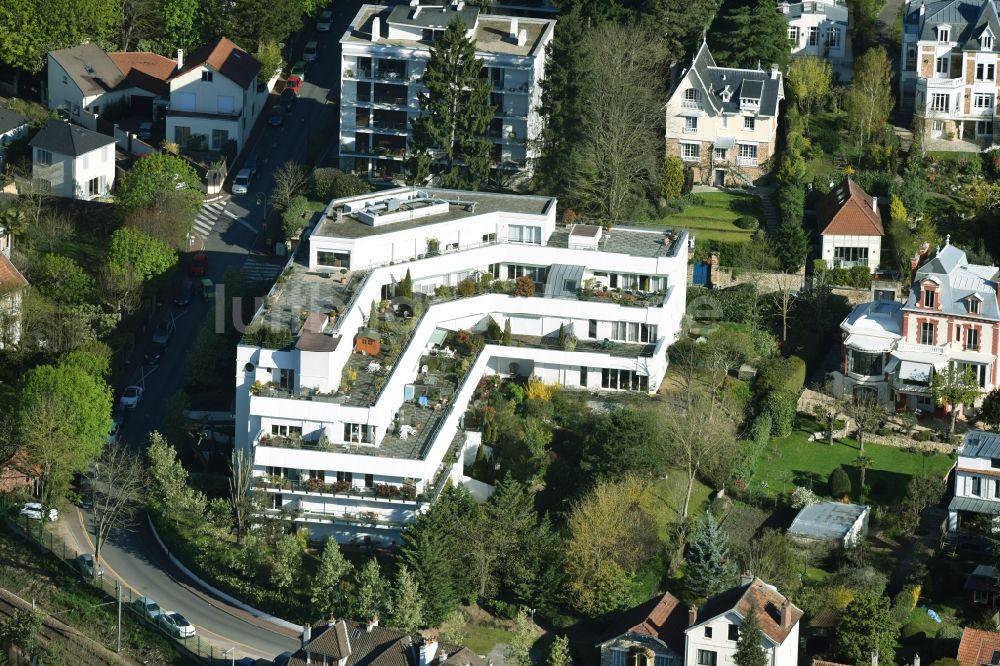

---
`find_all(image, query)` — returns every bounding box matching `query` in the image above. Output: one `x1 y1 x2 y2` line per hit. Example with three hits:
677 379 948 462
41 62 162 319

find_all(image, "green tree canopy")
353 558 388 622
659 155 686 200
734 605 768 666
932 365 982 435
401 525 457 627
786 57 832 132
835 592 897 666
115 153 201 216
108 227 177 282
710 0 790 70
388 565 425 633
0 0 121 73
684 511 735 601
845 48 894 160
410 17 493 189
312 539 353 621
582 405 669 484
32 253 95 304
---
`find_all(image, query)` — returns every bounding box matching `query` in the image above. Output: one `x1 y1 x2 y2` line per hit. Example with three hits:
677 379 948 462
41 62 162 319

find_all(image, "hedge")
762 390 796 438
829 467 852 498
755 356 807 395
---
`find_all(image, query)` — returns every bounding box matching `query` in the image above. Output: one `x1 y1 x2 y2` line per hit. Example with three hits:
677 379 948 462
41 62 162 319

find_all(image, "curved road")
71 2 359 661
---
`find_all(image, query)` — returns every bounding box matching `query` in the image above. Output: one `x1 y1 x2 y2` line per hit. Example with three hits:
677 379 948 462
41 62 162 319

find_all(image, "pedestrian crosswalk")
192 201 227 238
242 256 283 283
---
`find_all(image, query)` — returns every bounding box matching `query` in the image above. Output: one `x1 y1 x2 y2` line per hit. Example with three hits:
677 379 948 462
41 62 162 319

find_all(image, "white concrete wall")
685 613 798 666
33 143 114 200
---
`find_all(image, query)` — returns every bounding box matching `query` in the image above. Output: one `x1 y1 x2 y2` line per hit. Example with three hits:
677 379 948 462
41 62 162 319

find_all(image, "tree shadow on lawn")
788 463 914 506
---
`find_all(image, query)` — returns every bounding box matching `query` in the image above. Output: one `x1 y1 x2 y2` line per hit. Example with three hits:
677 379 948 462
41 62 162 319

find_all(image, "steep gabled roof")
817 178 884 236
598 592 687 655
917 0 1000 47
964 0 1000 48
0 252 28 292
958 627 1000 666
904 243 1000 320
693 578 803 645
678 42 783 118
29 119 116 157
0 108 28 135
109 51 176 96
48 43 127 97
290 621 487 666
173 37 261 89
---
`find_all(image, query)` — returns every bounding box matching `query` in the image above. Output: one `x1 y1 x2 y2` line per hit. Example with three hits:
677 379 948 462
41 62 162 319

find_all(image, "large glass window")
849 350 883 376
834 246 869 266
509 225 541 244
698 651 717 666
920 322 935 345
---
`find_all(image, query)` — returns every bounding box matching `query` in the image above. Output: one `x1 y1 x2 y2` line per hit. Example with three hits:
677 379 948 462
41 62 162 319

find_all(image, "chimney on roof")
688 607 698 626
740 573 754 586
770 64 780 79
367 615 379 632
420 640 440 666
414 5 422 17
509 17 519 40
919 0 925 17
372 16 380 42
780 599 792 630
517 29 527 46
176 48 184 69
438 650 448 664
303 624 312 665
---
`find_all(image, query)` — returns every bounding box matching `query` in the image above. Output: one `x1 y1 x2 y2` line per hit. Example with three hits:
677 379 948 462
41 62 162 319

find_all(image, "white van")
304 41 319 63
317 10 333 31
232 168 253 195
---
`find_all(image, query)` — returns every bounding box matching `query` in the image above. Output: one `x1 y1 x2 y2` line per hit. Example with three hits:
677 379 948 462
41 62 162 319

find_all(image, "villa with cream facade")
234 187 689 545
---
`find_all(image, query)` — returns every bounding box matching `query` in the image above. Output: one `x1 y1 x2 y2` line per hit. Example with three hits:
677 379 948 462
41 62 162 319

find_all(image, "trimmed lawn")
463 623 516 655
653 192 762 244
648 474 712 539
750 415 955 505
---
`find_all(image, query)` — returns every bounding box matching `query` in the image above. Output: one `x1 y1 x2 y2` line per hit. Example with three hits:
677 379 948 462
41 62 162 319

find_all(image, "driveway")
89 3 361 660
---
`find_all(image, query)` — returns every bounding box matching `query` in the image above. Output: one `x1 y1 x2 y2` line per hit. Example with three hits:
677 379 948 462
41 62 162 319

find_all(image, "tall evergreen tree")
734 605 768 666
776 217 809 272
353 558 389 622
312 539 354 621
401 526 458 627
710 0 790 70
389 565 425 633
684 511 735 600
410 17 494 189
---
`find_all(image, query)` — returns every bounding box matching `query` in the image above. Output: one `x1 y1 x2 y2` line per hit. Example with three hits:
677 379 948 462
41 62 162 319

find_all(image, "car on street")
268 106 284 127
107 417 121 445
303 41 318 62
19 503 57 521
137 121 153 140
120 385 143 409
77 553 104 578
199 278 215 302
290 62 306 81
317 10 333 31
157 611 196 638
144 342 166 365
174 279 194 306
132 596 162 622
188 252 208 277
280 88 297 111
232 168 255 195
285 75 302 95
151 318 175 345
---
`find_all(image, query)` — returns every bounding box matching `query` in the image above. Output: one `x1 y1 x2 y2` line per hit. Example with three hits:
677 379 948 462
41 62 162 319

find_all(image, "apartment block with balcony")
779 0 853 81
835 242 1000 414
235 187 689 545
338 2 554 180
900 0 1000 145
948 430 1000 533
665 42 784 187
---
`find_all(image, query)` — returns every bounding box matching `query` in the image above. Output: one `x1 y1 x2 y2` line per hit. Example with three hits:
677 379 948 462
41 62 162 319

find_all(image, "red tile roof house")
597 592 687 666
958 627 1000 666
817 178 884 274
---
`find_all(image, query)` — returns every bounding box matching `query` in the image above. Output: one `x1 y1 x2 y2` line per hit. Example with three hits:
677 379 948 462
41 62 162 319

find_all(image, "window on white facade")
985 34 994 49
954 361 987 388
217 95 235 114
930 94 950 112
36 149 51 166
704 627 713 639
935 57 950 76
682 88 701 108
728 624 740 641
101 146 108 162
737 143 757 165
975 94 994 108
680 142 700 161
211 129 228 150
977 63 997 79
938 26 950 42
176 92 196 112
81 154 89 170
849 350 883 377
970 298 981 314
923 289 935 307
834 246 869 266
744 116 755 130
271 424 303 438
343 422 373 443
828 28 841 47
87 177 100 197
808 26 819 46
714 147 727 160
920 322 935 345
279 368 295 390
968 328 981 351
788 26 800 42
610 650 627 666
684 116 698 133
698 651 717 666
202 70 213 82
601 368 649 391
973 476 983 496
508 225 541 244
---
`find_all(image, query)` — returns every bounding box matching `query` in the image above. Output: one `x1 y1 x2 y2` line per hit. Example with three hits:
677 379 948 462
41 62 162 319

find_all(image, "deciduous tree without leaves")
89 442 146 581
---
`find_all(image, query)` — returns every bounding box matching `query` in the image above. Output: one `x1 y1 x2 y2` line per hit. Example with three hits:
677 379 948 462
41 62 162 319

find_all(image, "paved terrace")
546 227 687 258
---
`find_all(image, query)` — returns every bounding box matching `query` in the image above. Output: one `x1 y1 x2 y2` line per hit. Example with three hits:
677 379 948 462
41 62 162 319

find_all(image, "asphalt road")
74 3 360 660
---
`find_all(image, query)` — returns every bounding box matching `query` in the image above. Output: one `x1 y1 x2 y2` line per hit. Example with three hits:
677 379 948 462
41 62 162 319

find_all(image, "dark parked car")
268 106 284 127
174 280 194 306
280 88 296 111
144 342 166 365
151 319 175 345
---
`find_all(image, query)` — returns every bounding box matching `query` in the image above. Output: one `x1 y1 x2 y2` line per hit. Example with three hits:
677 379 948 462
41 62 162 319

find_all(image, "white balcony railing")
737 157 758 166
682 127 698 134
681 100 702 109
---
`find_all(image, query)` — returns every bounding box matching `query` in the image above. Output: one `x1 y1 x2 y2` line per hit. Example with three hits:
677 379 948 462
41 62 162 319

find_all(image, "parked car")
19 503 57 522
199 278 215 302
107 418 121 445
144 342 166 365
77 553 104 578
317 10 333 31
151 318 175 345
303 41 318 62
157 611 196 638
268 106 284 127
120 385 143 409
188 252 208 277
290 62 306 81
132 596 162 622
232 168 254 195
285 75 302 95
174 279 194 306
280 88 297 111
137 121 153 140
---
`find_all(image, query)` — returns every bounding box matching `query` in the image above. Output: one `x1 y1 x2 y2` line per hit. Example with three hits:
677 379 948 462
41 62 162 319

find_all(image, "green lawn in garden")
462 623 516 655
750 416 955 505
648 474 712 540
656 192 762 244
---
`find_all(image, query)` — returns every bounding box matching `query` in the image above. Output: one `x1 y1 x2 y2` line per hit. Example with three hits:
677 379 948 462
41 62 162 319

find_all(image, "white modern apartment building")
949 429 1000 532
665 42 784 186
338 1 555 179
900 0 1000 144
779 0 853 81
234 187 689 544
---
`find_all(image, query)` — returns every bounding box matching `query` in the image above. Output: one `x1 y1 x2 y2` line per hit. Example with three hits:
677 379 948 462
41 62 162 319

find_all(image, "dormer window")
923 288 935 307
938 25 950 42
983 30 994 50
740 97 759 109
969 295 982 314
720 85 732 103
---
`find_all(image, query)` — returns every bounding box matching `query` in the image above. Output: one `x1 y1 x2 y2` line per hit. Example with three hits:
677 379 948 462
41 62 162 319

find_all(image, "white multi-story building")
949 430 1000 532
234 187 689 544
835 242 1000 413
779 0 853 81
338 2 555 179
665 42 784 187
29 119 116 200
900 0 1000 145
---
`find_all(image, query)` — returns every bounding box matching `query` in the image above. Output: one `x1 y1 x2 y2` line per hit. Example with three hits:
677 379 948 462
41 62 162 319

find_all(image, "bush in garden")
762 390 796 438
829 467 852 498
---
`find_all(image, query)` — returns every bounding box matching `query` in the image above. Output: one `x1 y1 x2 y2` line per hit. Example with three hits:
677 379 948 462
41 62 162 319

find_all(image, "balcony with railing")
374 60 408 82
736 156 759 167
252 475 420 502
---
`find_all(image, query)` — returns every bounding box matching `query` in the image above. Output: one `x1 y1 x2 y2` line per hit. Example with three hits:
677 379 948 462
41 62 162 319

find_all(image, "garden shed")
354 328 381 355
789 501 869 549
